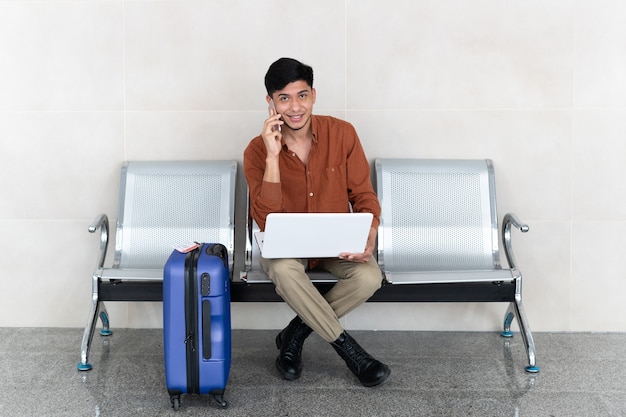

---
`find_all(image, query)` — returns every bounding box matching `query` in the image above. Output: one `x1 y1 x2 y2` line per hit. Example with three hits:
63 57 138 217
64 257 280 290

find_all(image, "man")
243 57 390 387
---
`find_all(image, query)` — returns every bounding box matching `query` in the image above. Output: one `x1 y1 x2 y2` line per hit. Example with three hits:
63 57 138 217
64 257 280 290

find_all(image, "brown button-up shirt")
243 115 381 232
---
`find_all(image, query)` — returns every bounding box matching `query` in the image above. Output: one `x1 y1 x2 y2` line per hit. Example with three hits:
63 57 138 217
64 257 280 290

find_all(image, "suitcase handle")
205 243 228 268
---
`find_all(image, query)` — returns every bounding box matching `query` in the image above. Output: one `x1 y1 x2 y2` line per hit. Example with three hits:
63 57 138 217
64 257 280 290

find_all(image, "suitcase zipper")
184 246 201 394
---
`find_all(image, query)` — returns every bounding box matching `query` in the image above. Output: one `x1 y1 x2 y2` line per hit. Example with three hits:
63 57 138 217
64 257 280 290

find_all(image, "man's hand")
338 226 377 263
262 110 283 158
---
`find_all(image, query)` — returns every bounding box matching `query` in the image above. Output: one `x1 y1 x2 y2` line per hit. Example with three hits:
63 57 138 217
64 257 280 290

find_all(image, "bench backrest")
375 158 501 273
113 160 237 272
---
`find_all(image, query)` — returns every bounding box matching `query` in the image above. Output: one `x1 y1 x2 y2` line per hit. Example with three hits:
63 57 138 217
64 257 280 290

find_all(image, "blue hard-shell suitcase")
163 243 231 411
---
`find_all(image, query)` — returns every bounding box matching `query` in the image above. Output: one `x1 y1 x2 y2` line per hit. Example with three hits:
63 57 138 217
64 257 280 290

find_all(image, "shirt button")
292 152 296 157
309 192 314 197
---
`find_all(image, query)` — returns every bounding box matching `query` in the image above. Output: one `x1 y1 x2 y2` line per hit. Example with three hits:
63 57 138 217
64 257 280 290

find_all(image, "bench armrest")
88 213 109 269
502 212 529 270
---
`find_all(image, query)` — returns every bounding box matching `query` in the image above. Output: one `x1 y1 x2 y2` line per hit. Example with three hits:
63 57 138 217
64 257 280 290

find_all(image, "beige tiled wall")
1 0 624 332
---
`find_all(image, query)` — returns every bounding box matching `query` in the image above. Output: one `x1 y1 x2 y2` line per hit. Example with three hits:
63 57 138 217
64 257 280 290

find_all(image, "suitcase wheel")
212 394 228 408
170 395 181 411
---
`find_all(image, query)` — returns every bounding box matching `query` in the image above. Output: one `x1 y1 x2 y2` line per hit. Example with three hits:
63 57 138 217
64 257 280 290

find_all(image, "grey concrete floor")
1 328 625 416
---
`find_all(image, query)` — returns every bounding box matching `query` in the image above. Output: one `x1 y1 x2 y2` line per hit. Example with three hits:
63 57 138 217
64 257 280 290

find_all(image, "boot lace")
339 337 372 373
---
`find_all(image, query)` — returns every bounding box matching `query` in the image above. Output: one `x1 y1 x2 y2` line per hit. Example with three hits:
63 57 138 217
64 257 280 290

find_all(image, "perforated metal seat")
78 160 237 371
375 158 538 372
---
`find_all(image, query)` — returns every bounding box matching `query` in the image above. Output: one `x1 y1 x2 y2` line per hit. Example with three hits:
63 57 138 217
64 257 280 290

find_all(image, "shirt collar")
310 114 318 144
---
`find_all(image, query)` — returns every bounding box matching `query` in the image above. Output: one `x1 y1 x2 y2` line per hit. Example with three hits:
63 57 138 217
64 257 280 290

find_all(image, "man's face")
269 80 316 132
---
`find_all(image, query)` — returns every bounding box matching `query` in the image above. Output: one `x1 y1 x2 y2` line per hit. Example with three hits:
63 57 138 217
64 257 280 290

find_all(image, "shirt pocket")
321 165 348 205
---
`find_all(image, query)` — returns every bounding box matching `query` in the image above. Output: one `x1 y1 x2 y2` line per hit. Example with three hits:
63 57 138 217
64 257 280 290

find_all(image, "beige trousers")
259 256 383 342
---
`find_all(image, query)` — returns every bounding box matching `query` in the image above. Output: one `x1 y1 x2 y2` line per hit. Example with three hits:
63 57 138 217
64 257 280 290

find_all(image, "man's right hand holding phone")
263 99 283 158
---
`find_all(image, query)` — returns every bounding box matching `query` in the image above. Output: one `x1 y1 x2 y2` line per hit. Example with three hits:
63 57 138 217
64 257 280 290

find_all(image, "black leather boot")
275 316 313 380
331 331 391 387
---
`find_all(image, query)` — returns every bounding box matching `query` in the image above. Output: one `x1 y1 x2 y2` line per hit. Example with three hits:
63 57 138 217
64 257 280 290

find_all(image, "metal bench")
78 158 537 373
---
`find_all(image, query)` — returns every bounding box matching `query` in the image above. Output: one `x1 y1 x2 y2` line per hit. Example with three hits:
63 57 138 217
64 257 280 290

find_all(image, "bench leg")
99 304 112 336
77 276 111 371
501 297 539 373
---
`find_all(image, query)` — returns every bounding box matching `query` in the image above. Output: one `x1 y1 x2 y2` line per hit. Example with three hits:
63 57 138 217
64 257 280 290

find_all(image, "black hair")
264 57 314 96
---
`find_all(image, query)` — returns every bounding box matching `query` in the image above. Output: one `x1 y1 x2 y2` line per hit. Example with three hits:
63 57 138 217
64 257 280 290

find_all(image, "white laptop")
255 212 373 259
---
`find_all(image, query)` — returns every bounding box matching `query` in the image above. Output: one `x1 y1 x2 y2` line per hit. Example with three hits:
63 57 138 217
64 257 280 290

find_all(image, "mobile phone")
268 99 281 132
